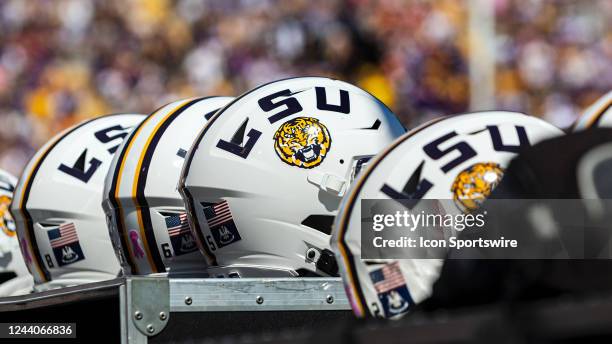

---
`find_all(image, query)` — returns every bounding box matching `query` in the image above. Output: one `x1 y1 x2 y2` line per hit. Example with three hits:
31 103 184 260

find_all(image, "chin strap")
307 171 346 196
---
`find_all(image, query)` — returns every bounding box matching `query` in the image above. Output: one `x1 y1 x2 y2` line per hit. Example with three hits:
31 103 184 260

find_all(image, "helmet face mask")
180 77 406 278
331 111 564 319
102 97 234 277
10 114 145 290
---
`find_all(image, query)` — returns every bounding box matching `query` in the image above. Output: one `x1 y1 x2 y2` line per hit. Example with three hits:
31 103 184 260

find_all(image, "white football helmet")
179 77 406 278
330 112 563 319
11 114 145 291
572 90 612 131
102 97 233 277
0 169 33 296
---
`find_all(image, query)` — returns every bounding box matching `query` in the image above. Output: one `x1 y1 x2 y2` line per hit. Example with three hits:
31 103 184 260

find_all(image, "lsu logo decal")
451 162 504 212
0 195 16 237
274 117 331 169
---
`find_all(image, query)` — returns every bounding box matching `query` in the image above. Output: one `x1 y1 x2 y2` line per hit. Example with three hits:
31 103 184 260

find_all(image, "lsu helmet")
179 77 406 277
572 90 612 131
0 169 33 296
425 128 612 310
331 111 563 319
103 97 233 277
10 114 144 291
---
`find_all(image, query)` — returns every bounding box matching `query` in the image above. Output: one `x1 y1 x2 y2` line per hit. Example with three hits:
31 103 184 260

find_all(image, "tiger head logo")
274 117 332 169
451 162 504 212
0 195 16 237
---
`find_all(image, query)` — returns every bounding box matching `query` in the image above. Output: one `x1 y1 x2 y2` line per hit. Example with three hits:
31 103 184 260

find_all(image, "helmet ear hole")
301 215 334 235
0 271 17 284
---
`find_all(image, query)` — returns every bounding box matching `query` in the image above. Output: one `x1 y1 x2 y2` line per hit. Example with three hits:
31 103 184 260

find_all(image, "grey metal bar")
169 277 350 312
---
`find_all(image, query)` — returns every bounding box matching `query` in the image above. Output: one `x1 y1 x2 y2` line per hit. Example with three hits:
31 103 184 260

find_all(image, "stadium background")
0 0 610 177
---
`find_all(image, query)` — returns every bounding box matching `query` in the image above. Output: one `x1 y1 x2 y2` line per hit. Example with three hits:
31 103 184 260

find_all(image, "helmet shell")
331 111 563 318
572 91 612 131
180 77 406 277
0 169 33 296
103 97 233 276
11 114 144 290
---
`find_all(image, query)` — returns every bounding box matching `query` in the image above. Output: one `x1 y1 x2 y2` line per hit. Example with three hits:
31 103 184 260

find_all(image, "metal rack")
0 277 351 343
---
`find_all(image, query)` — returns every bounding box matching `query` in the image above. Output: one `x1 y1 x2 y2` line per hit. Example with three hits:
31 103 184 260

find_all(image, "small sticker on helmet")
47 222 85 266
202 200 241 248
451 162 504 212
164 213 197 255
0 195 15 237
273 117 332 169
369 261 413 318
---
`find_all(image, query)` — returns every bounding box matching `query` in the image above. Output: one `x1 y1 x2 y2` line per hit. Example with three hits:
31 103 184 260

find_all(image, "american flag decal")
202 200 241 248
47 222 85 266
371 261 406 294
166 213 190 237
165 213 197 256
49 223 78 248
369 261 413 317
205 201 232 227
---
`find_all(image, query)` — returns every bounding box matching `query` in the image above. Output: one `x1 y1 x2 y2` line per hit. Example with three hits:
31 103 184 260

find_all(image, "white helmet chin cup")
11 114 145 290
572 90 612 131
102 97 233 277
331 111 564 319
0 169 33 296
180 77 406 278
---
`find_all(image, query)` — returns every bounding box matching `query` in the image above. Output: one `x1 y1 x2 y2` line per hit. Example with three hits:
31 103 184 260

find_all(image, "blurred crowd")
0 0 610 176
495 0 611 128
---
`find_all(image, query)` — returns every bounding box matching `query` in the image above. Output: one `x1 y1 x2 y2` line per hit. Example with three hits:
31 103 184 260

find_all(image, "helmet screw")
159 312 167 321
146 324 155 334
306 248 317 260
185 296 193 305
326 295 334 304
134 311 143 320
256 296 264 304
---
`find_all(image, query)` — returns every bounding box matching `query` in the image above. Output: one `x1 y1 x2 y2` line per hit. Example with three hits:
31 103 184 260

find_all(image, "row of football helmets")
0 77 610 319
